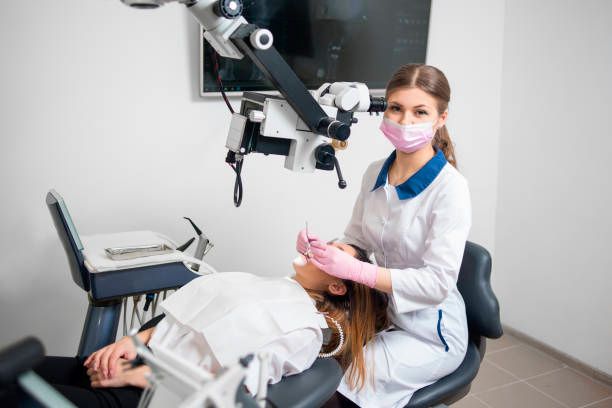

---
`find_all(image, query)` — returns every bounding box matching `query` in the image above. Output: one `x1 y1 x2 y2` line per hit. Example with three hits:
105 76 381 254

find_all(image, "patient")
22 242 389 408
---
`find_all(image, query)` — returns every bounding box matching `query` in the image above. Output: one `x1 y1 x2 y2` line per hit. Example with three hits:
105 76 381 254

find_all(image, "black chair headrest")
457 242 503 339
46 189 89 291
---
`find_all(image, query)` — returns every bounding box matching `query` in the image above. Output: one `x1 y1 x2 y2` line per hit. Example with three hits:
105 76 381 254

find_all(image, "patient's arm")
83 327 156 380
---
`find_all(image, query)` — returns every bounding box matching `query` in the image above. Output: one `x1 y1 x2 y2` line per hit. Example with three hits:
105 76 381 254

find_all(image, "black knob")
329 121 350 141
214 0 243 19
315 144 335 171
314 144 347 189
317 117 351 141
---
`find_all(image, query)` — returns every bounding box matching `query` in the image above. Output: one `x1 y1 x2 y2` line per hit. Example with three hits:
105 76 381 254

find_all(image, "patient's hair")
307 244 390 391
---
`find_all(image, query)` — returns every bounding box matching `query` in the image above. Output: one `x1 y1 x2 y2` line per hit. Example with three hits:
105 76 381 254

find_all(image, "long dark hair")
307 245 389 390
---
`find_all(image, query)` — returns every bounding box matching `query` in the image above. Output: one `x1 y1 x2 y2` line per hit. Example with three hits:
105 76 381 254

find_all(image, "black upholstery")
457 242 503 339
406 241 502 407
267 358 343 408
0 337 45 386
46 190 89 291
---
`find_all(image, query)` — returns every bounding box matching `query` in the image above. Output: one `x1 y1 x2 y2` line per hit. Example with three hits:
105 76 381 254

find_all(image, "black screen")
202 0 431 93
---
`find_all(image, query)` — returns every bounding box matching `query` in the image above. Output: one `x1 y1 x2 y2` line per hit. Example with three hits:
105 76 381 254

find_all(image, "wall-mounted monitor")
200 0 432 95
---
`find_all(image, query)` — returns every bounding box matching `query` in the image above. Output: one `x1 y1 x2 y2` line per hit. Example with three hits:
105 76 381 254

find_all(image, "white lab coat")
148 272 327 395
338 150 471 408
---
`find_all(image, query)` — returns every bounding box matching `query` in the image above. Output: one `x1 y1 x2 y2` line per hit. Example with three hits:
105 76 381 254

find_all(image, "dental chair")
47 189 499 407
46 189 343 407
405 241 503 408
46 190 201 358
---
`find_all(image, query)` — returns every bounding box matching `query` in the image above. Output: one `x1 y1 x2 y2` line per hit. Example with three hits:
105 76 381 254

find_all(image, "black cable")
212 47 244 205
211 49 235 114
228 160 244 207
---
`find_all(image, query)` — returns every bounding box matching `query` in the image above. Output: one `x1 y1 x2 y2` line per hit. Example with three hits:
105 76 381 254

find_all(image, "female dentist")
299 64 471 407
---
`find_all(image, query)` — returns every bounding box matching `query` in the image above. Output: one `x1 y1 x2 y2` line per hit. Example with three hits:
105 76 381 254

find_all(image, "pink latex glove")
296 228 320 256
309 241 378 288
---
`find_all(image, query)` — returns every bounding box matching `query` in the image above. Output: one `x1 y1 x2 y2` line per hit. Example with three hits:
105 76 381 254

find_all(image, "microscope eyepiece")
368 96 387 113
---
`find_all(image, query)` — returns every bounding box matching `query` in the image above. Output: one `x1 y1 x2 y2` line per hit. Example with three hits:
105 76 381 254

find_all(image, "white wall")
495 0 612 374
427 0 505 251
0 0 504 356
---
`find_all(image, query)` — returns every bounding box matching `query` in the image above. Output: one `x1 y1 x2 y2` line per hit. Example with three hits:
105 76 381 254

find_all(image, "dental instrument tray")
105 244 174 260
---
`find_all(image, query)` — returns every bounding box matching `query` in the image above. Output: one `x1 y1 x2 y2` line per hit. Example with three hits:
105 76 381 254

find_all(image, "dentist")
299 64 472 407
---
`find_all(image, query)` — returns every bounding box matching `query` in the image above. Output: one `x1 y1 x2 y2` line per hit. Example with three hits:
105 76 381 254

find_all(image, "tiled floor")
451 334 612 408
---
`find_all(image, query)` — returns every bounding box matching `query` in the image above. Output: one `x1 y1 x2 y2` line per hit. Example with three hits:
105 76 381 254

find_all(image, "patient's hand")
83 336 137 380
87 359 151 389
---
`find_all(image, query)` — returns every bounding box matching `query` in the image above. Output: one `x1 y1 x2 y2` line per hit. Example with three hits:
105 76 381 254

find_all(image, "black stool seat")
406 341 481 408
267 358 343 408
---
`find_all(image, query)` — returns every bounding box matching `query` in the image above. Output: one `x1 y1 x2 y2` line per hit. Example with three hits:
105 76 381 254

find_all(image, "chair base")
405 341 481 408
267 358 343 408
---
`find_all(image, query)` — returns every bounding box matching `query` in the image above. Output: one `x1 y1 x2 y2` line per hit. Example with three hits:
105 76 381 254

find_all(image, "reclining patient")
21 242 389 408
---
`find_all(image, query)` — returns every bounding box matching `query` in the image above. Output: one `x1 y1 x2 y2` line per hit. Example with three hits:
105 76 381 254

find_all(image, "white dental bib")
149 272 327 391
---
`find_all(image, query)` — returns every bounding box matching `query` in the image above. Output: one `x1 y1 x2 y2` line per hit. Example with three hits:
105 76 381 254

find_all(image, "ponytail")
433 125 457 168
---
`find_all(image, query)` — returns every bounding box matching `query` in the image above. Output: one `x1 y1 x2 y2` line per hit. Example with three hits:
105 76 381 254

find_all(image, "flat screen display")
201 0 431 94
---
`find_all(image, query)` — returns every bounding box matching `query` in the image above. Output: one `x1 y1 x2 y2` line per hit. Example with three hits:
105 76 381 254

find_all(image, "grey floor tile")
487 344 564 379
477 382 565 408
470 360 519 394
451 395 490 407
527 368 612 408
582 397 612 408
486 333 522 353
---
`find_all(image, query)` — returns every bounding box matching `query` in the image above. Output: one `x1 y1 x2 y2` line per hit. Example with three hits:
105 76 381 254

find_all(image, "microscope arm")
121 0 360 140
185 0 350 140
228 24 350 140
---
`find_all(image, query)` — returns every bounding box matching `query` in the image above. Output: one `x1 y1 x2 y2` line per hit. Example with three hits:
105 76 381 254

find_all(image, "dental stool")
46 190 200 358
265 242 501 408
405 241 503 408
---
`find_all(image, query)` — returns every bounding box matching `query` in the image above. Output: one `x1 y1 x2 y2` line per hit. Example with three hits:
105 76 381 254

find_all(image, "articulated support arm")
122 0 350 140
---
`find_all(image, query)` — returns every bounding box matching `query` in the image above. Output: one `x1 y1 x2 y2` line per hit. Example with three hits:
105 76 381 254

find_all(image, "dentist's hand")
296 228 320 256
309 241 378 288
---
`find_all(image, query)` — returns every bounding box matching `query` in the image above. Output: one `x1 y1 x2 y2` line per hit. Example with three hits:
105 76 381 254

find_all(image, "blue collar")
371 149 447 200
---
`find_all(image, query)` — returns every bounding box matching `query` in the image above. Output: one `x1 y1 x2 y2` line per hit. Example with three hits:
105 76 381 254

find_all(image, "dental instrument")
304 221 312 259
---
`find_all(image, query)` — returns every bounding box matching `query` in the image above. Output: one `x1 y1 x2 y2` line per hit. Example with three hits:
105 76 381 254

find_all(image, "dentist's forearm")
374 267 393 294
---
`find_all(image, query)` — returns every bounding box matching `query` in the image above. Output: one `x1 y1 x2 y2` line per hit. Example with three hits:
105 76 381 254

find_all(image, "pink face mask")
379 117 436 153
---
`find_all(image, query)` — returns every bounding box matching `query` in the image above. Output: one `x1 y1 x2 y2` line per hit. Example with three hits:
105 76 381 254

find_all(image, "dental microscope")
119 0 387 206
